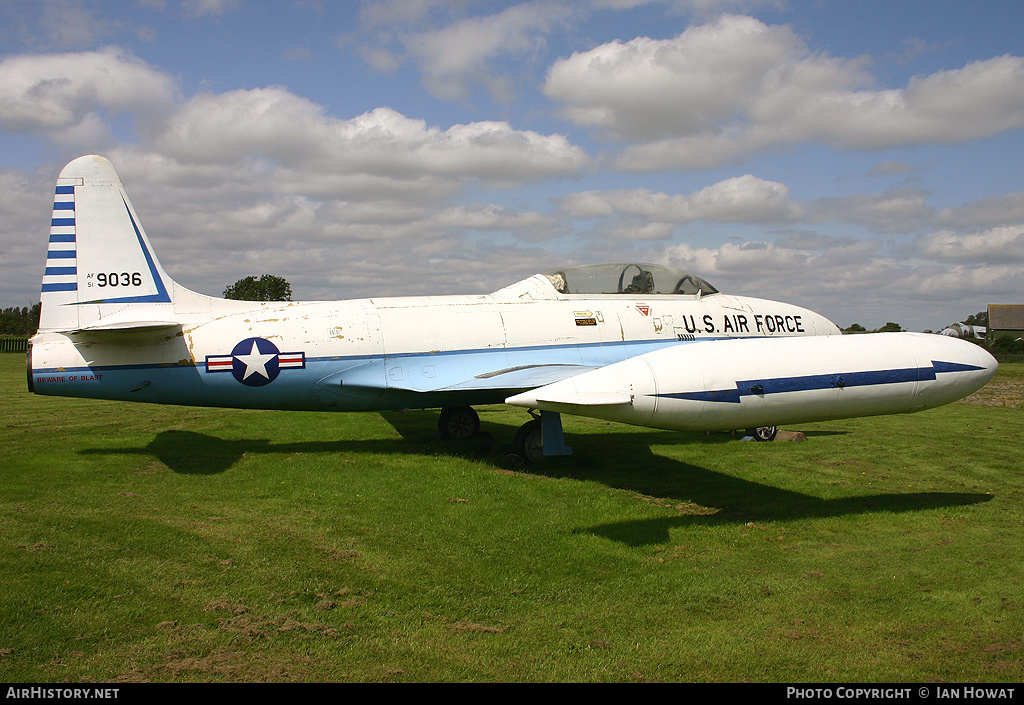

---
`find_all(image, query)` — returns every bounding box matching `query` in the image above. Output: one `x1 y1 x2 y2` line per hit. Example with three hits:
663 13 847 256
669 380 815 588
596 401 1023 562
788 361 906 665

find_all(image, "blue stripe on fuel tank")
655 360 986 404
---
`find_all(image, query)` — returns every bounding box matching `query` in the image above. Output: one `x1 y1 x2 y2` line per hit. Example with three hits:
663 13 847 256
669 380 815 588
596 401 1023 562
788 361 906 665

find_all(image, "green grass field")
1 354 1022 683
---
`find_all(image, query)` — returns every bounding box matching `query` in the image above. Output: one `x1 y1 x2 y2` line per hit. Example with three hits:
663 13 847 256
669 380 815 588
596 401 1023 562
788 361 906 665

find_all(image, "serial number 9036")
95 272 143 287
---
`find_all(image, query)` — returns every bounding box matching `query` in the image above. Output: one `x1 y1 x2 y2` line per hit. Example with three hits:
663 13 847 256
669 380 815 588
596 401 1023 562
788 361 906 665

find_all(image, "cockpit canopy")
541 263 718 296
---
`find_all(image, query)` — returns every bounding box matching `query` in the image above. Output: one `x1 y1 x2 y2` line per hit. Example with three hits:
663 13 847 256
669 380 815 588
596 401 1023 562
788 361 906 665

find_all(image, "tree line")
843 311 989 335
0 305 40 337
842 322 904 333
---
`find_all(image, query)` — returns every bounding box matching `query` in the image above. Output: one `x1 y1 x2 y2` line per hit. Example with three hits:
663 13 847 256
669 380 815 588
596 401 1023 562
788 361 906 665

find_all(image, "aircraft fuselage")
29 287 837 413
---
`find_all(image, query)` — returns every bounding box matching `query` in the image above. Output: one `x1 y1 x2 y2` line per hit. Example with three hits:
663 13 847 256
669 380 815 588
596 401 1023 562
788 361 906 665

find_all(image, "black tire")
437 406 480 440
512 419 544 464
746 425 778 442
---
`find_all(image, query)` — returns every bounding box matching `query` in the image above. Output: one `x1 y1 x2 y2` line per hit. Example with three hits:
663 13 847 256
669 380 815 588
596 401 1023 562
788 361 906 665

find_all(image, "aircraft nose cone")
976 345 999 390
916 333 998 406
957 335 998 386
980 346 999 380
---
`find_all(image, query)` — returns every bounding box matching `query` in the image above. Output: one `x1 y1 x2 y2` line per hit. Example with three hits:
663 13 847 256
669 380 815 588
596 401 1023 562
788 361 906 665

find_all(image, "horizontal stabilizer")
73 321 181 333
66 320 183 344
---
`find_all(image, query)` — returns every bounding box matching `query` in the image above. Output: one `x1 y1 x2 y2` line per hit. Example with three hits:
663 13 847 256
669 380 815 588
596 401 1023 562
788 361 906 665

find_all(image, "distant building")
987 304 1024 344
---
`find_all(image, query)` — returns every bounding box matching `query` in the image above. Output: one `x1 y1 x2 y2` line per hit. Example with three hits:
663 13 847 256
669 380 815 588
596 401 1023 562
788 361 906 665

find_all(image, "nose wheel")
510 411 573 464
512 418 545 465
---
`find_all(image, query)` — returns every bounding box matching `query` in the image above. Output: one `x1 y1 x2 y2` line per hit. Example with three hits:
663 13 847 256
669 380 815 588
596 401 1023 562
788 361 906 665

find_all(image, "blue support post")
541 411 573 456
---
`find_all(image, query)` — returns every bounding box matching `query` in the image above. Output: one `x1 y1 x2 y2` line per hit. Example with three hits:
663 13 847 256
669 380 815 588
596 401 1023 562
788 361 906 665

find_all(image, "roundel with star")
231 337 281 386
204 337 306 386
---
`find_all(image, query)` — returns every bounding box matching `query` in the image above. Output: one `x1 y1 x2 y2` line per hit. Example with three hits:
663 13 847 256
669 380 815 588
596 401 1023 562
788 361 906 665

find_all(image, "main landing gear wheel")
437 406 480 440
512 418 545 465
747 425 778 442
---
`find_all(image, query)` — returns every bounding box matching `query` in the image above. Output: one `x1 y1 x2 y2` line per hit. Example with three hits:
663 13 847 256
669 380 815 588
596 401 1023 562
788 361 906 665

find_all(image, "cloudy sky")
2 0 1023 331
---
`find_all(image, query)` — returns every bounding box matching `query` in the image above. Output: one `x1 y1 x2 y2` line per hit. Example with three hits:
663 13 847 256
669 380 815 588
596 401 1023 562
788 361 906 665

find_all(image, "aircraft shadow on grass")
82 411 991 547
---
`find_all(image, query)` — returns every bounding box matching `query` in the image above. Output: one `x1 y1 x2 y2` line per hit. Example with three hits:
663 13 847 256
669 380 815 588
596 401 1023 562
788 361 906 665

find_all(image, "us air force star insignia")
235 340 276 382
204 337 306 386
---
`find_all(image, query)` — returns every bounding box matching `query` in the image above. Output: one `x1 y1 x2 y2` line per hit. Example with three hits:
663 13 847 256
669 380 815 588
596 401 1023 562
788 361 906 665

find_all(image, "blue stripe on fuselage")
30 336 697 376
29 336 698 409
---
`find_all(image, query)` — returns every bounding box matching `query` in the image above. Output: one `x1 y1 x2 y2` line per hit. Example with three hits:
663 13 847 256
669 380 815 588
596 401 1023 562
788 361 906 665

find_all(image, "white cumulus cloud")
544 14 1024 170
558 175 802 224
0 46 178 136
917 225 1024 263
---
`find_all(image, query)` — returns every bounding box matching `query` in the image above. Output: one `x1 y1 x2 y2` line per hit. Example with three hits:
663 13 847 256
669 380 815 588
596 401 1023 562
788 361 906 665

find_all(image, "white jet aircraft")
29 156 997 462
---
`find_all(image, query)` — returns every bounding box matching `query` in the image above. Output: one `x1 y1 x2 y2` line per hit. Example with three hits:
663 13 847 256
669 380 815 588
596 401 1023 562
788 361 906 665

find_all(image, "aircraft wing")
513 388 634 406
319 358 606 400
431 363 603 393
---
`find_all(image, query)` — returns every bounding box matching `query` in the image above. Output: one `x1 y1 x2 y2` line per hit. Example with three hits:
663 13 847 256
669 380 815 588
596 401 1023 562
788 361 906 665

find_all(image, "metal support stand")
541 411 573 457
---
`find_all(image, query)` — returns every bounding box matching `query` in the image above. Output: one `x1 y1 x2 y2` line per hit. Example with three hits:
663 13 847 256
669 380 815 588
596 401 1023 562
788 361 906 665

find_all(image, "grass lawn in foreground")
1 354 1022 682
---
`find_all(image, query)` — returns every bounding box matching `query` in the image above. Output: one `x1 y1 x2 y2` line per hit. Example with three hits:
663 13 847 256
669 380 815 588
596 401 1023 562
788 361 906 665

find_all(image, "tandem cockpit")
492 262 720 299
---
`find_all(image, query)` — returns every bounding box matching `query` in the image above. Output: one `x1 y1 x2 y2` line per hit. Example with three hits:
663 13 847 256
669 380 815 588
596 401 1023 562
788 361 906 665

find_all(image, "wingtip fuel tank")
505 332 998 432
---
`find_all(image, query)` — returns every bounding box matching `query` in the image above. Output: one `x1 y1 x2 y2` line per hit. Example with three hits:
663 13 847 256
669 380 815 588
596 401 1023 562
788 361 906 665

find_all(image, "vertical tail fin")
39 155 176 332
